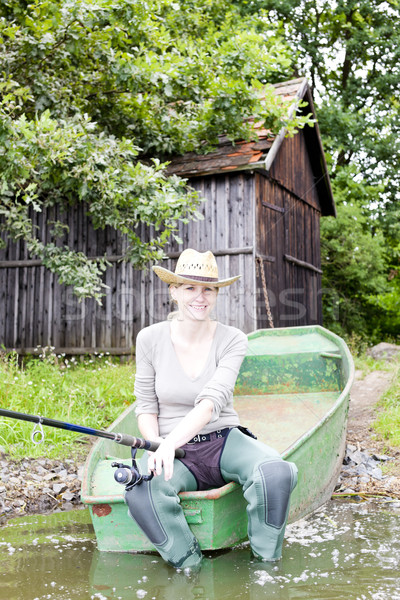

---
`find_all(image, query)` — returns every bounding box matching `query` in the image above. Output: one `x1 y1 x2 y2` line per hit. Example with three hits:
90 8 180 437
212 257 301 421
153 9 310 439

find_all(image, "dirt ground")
345 369 400 498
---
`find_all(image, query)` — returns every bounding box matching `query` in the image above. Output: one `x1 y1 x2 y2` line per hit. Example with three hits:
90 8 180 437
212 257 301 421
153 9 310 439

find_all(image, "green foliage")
368 266 400 337
251 0 400 340
0 104 199 300
320 171 388 340
252 0 400 197
320 165 389 339
1 0 307 150
0 349 135 459
0 0 309 301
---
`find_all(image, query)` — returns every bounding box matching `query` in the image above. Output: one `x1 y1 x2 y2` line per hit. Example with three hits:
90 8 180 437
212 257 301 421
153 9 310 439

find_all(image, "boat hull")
81 325 354 552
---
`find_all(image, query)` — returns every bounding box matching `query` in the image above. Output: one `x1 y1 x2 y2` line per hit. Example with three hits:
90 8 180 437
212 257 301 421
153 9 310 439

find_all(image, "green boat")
81 325 354 553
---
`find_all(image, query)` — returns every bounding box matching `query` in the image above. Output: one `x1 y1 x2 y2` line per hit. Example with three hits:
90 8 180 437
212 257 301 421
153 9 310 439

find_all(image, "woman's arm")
137 413 164 444
194 329 248 420
148 398 214 481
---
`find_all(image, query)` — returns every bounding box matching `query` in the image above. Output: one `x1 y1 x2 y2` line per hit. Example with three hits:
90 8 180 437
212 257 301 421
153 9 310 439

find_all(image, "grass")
0 349 135 461
345 337 400 450
353 353 395 377
350 343 400 450
373 362 400 448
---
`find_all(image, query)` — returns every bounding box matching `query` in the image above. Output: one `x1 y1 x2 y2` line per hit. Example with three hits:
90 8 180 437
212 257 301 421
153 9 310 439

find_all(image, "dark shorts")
178 430 230 491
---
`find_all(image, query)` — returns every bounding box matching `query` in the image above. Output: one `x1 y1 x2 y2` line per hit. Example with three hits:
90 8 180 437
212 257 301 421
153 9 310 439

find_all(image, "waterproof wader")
124 428 297 568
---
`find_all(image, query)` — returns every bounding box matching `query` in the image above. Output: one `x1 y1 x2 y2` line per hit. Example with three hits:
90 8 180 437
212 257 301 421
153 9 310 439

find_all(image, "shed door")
283 198 323 326
255 175 285 328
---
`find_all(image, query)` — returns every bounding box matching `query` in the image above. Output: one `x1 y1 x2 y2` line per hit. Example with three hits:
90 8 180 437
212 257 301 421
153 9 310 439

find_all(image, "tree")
243 0 400 339
239 0 400 203
0 0 310 301
320 167 388 339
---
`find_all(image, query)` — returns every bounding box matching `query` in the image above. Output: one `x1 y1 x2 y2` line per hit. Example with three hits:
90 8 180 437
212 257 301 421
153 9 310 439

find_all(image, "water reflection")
1 501 399 600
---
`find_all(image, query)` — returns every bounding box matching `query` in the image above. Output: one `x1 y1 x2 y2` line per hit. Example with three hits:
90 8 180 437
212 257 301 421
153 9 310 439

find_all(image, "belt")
186 427 231 445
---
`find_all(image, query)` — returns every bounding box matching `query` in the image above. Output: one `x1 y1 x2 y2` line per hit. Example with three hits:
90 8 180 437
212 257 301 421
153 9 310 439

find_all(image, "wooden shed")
0 78 335 355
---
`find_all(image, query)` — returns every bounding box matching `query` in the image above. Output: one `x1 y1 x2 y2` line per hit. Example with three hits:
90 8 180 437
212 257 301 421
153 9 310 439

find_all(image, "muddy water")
1 500 399 600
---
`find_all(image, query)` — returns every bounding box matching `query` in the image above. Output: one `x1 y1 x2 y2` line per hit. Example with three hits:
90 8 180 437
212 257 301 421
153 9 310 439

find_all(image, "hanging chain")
255 255 274 329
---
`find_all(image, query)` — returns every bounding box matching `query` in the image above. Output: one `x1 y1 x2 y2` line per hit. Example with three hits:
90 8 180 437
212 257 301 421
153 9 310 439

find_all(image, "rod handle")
115 432 185 458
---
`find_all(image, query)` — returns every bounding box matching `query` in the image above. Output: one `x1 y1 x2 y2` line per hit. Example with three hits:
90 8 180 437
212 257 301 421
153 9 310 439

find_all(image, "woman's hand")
143 399 214 481
147 438 176 481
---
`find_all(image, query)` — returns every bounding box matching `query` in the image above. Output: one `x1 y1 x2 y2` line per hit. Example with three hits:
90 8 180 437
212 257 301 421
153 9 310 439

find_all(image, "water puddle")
1 500 399 600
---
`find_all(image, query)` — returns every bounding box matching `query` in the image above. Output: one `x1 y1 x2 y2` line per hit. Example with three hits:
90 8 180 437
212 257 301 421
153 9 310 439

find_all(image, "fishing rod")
0 407 185 458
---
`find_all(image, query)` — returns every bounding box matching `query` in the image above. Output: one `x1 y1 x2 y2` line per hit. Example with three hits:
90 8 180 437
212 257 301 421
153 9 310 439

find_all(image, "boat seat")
236 329 344 396
89 455 237 501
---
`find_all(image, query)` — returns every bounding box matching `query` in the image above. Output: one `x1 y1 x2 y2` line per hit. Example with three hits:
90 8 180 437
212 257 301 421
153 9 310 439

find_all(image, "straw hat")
152 249 241 288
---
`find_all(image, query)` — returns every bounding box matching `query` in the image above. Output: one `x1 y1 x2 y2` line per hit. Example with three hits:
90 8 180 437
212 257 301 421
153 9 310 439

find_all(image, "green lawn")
0 350 135 460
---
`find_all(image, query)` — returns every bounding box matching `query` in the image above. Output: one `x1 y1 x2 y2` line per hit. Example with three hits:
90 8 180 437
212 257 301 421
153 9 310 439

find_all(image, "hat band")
177 273 219 282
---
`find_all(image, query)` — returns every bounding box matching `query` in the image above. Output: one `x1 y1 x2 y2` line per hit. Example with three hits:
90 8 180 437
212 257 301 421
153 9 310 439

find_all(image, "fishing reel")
111 447 153 490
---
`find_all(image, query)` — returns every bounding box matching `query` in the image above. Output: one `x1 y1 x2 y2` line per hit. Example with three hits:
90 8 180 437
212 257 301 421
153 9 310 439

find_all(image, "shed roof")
166 78 336 217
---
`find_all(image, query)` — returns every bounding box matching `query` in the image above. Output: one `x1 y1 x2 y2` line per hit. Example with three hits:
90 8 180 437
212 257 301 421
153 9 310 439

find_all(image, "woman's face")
170 284 218 321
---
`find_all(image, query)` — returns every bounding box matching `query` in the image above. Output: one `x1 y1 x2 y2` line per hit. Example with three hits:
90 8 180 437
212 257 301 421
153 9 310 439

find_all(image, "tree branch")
37 19 88 68
85 89 132 100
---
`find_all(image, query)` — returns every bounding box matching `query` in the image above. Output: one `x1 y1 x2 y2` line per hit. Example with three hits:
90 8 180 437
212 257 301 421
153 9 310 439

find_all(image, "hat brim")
152 266 241 288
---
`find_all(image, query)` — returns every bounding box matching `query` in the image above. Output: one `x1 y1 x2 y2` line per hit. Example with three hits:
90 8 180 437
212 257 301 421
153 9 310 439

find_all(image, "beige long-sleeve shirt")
133 321 248 437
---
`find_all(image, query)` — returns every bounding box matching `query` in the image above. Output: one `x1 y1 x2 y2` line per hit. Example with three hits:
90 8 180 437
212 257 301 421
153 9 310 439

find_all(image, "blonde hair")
167 284 181 320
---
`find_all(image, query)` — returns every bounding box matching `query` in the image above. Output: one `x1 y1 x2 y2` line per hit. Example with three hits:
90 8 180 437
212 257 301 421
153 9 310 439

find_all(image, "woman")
125 249 297 569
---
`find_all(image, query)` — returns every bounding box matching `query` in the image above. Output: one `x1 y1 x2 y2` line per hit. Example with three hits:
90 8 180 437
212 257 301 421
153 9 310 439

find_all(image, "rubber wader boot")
124 456 202 569
220 427 298 561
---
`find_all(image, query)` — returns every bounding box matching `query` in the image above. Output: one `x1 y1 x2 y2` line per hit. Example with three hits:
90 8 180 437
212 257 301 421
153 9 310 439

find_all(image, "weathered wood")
165 247 253 259
284 254 323 274
0 259 43 268
261 199 285 213
166 137 273 178
256 254 276 263
0 255 124 268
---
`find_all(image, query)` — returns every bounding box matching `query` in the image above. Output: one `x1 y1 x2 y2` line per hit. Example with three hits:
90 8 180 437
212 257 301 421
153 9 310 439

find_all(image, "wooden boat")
81 325 354 553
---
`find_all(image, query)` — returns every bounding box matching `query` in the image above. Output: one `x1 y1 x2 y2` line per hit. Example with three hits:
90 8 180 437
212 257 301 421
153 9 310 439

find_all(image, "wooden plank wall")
283 197 322 326
0 172 257 354
269 126 321 211
255 175 285 328
255 127 324 328
147 173 257 332
0 204 140 353
0 126 328 355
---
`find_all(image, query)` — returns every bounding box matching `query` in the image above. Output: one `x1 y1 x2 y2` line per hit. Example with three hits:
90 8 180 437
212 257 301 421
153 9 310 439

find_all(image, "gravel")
1 441 399 525
0 453 84 524
336 443 400 499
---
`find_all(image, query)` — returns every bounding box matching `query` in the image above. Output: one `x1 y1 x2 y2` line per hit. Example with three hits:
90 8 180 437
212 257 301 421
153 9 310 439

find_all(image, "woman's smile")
171 284 218 321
